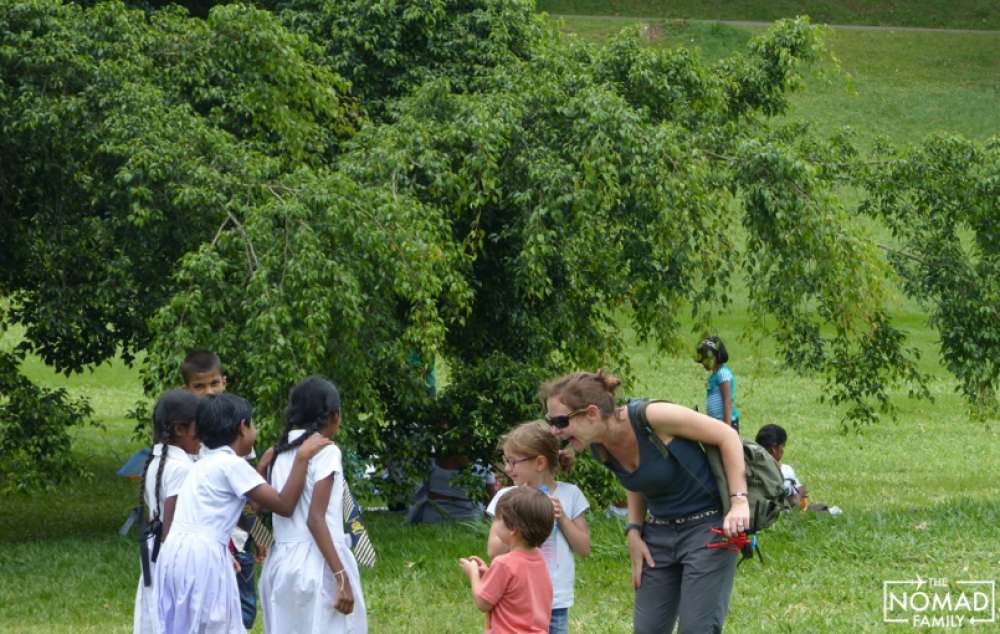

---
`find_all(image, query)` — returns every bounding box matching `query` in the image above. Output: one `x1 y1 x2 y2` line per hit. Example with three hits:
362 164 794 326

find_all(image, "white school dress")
487 483 590 611
134 445 195 634
155 445 265 634
260 430 368 634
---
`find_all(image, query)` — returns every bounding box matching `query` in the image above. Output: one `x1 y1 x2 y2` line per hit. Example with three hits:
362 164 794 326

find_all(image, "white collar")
152 444 196 462
202 445 238 457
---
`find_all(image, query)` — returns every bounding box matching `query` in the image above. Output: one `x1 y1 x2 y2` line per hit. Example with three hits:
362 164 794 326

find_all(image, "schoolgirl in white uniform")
259 376 368 634
133 390 200 634
155 393 330 634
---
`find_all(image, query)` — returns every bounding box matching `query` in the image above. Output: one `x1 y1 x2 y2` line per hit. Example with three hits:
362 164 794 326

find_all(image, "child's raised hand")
296 432 333 460
549 496 564 521
459 556 487 579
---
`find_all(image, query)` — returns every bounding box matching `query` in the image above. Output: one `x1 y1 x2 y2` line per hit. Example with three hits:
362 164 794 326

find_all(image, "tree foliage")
0 0 353 487
1 0 992 502
858 136 1000 416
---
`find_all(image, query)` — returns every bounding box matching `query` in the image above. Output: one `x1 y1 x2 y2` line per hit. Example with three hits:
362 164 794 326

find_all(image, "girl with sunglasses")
486 421 591 634
541 370 748 634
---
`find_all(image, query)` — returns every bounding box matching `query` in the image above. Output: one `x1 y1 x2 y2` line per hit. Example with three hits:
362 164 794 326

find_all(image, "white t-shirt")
143 444 194 521
195 444 254 551
781 463 802 497
270 430 346 542
487 483 590 610
172 445 265 543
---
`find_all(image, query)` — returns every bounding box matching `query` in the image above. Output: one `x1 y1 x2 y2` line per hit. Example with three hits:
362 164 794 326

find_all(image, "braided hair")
139 390 200 522
268 376 340 482
137 390 198 582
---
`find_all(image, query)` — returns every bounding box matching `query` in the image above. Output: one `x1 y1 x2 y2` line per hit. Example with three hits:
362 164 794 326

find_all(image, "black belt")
648 508 720 526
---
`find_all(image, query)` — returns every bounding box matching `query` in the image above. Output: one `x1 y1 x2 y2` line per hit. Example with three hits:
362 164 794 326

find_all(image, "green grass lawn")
3 293 1000 632
539 0 1000 31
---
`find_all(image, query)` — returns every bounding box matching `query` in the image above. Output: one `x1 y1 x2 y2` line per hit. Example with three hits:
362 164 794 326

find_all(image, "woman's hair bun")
596 368 621 393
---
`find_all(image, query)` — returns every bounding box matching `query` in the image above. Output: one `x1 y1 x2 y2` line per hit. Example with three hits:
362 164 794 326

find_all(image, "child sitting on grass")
755 424 807 506
460 486 554 634
756 423 840 515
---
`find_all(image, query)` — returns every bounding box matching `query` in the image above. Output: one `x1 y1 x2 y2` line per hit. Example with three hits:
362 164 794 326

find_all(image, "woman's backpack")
629 399 790 532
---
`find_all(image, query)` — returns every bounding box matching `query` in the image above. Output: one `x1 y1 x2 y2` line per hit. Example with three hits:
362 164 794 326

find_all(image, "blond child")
487 421 590 634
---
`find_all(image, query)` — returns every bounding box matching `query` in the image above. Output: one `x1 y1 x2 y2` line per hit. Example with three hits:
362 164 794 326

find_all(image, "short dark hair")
181 350 223 384
495 486 554 548
196 393 251 449
696 336 729 365
755 423 788 450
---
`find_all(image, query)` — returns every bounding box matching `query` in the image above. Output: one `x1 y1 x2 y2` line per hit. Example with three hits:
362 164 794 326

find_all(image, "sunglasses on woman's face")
544 407 589 429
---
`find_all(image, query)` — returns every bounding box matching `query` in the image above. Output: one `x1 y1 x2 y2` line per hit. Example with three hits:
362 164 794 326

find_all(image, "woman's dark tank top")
592 400 720 519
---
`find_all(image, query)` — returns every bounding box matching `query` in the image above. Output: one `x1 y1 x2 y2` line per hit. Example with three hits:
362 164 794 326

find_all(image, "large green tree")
3 0 991 502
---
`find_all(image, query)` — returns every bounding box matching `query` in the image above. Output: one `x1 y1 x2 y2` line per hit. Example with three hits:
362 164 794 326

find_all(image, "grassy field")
2 312 1000 632
556 17 1000 148
3 9 1000 634
538 0 1000 31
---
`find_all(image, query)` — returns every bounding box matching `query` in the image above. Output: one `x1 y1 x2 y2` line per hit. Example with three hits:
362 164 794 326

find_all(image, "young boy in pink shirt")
460 486 554 634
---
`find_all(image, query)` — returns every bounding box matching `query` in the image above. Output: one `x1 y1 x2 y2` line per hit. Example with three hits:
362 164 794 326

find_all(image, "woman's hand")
723 497 751 536
627 531 654 589
334 575 355 614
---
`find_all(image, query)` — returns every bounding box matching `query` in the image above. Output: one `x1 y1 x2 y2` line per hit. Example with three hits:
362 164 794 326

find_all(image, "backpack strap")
630 398 729 513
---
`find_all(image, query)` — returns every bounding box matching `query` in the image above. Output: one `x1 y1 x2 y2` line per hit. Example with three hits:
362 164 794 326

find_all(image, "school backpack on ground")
630 398 790 532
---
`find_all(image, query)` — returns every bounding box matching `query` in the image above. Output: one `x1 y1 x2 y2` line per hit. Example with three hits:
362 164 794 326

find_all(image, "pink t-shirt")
477 549 552 634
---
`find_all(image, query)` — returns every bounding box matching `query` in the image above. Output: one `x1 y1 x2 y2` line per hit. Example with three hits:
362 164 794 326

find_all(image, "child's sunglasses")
544 407 589 429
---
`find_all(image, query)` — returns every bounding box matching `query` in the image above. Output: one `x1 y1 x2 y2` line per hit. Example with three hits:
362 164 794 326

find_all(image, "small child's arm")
552 498 590 558
160 495 179 542
719 379 734 426
247 434 331 517
459 556 493 613
308 473 354 615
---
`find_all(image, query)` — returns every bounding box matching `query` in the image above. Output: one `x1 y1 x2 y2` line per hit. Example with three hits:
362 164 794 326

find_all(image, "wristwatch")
624 522 643 537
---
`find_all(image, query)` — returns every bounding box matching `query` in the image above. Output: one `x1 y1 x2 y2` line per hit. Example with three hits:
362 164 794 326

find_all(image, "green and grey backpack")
630 398 790 532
